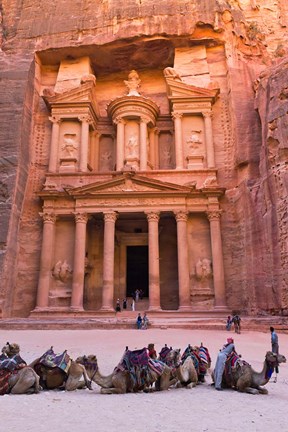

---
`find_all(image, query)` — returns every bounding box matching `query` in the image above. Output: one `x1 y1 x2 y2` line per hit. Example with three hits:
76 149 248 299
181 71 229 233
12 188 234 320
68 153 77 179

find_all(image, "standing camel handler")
214 337 237 391
270 326 279 380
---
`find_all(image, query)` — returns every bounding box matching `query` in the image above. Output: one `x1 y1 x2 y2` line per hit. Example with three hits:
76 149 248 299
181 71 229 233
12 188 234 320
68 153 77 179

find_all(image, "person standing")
270 326 279 379
226 315 232 331
214 337 237 391
136 313 142 329
116 298 121 312
122 298 127 310
142 312 149 329
131 299 135 311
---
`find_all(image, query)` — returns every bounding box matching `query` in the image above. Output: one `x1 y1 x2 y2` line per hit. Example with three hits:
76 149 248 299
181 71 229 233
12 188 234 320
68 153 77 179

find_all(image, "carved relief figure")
195 258 213 281
100 151 112 170
186 130 202 153
162 147 172 168
61 134 78 157
127 134 138 157
163 67 182 82
124 70 141 96
52 260 72 283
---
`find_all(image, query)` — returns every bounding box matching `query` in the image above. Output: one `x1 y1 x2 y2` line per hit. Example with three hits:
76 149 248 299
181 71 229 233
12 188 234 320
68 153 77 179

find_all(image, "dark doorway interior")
126 246 149 297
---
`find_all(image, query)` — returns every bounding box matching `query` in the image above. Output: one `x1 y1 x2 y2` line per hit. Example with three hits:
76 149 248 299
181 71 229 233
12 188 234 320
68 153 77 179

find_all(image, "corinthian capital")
172 111 183 120
146 211 160 222
113 116 125 125
40 212 57 223
203 110 213 119
74 212 89 223
174 211 188 222
78 114 92 124
103 212 118 223
49 116 62 124
206 210 222 221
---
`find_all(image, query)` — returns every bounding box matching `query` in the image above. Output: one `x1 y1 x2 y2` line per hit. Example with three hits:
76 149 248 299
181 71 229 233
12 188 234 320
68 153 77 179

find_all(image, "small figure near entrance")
232 315 241 334
136 313 142 329
116 299 121 312
139 289 144 300
135 289 140 302
141 312 149 330
131 299 135 311
226 315 232 331
122 298 127 310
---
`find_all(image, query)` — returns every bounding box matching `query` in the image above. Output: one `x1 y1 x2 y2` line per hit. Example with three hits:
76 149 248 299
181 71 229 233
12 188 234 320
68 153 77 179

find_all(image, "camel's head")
165 348 181 368
1 342 20 357
266 351 286 366
76 355 98 372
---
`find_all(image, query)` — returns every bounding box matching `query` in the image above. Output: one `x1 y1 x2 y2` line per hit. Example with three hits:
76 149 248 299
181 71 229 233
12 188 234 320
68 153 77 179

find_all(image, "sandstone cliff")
0 0 287 317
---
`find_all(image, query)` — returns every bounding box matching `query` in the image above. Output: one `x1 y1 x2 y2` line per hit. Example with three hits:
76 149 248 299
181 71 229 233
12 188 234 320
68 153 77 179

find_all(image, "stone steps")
0 316 288 332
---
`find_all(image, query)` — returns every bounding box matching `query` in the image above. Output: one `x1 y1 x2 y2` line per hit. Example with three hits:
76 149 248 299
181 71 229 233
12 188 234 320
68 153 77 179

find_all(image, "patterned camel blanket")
115 348 165 390
38 348 71 374
0 354 26 396
181 345 211 378
224 353 249 386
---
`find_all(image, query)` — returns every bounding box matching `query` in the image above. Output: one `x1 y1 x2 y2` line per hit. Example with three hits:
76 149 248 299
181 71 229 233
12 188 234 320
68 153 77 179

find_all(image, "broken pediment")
165 76 219 104
68 173 196 197
42 79 99 118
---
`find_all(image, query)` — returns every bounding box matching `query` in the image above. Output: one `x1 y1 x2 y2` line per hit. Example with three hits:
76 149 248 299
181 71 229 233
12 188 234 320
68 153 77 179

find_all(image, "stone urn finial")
124 70 141 96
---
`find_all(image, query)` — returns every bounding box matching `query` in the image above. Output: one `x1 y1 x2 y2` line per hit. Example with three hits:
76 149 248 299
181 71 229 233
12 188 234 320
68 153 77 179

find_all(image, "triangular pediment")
42 81 99 116
165 77 219 103
69 173 195 196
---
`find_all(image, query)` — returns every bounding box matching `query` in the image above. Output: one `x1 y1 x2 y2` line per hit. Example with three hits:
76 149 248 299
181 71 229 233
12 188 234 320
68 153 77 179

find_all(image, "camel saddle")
224 353 248 387
0 354 26 395
37 347 71 374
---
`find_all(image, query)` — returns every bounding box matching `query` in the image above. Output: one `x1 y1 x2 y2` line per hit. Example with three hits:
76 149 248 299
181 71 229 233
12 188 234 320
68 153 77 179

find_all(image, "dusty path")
1 328 287 432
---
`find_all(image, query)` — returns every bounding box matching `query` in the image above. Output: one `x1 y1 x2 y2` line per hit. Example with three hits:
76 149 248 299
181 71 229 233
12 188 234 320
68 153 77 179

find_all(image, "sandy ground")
1 328 287 432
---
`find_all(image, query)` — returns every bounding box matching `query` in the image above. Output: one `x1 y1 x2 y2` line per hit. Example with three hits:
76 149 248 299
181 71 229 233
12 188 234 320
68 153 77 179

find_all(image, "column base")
178 305 193 312
213 305 230 312
70 306 85 312
100 306 115 313
148 306 162 312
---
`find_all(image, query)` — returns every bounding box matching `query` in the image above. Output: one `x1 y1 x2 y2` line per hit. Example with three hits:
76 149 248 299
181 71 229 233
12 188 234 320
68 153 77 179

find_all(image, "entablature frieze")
169 102 212 115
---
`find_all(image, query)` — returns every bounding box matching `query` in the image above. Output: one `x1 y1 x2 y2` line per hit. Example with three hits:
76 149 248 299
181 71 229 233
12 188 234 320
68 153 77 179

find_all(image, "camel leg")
100 387 126 394
10 374 36 394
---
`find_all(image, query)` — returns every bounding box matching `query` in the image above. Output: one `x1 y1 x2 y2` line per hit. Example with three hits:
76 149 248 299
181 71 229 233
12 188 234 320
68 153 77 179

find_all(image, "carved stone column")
36 212 56 308
101 212 118 311
207 210 227 308
172 112 184 169
140 117 148 170
149 128 155 168
146 212 161 311
91 131 100 171
154 128 159 169
79 115 91 172
203 111 215 168
71 212 88 310
48 116 61 172
175 211 191 310
114 117 125 171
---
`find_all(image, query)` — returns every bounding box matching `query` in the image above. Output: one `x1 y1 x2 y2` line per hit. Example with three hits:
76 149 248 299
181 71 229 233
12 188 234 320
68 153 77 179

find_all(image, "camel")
76 348 176 394
0 342 41 395
158 345 198 389
213 351 286 394
30 347 92 391
181 344 212 383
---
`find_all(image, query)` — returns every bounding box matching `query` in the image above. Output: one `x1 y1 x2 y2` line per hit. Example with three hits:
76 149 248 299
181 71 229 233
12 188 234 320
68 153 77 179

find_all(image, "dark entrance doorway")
126 246 149 298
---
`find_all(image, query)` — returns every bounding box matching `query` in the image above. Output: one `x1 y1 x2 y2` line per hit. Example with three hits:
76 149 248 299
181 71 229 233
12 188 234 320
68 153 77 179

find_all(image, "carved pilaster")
172 112 184 169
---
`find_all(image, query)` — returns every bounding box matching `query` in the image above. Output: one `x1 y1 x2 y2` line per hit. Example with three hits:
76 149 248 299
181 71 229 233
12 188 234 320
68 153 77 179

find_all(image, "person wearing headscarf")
214 337 236 391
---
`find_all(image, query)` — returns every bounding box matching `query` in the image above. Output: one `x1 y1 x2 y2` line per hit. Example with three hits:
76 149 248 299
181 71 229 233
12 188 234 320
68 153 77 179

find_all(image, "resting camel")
30 347 92 391
76 348 176 394
213 351 286 394
158 345 198 389
0 343 41 395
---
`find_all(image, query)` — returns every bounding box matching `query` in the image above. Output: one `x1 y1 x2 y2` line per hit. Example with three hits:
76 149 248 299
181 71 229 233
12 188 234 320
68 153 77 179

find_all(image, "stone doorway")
126 245 149 298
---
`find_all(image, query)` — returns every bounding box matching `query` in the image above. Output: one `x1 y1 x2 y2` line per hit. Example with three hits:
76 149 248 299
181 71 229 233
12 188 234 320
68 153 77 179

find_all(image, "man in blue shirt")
270 326 279 379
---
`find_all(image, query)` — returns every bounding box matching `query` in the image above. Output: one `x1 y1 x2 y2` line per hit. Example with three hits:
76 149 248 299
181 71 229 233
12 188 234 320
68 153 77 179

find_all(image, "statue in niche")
124 70 141 96
127 134 138 157
163 67 182 81
162 147 172 168
52 260 72 283
195 258 213 281
100 151 112 170
186 130 202 153
61 134 78 157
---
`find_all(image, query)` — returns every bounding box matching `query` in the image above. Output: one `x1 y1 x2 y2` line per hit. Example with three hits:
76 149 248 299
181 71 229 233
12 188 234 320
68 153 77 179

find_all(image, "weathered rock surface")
0 0 287 317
